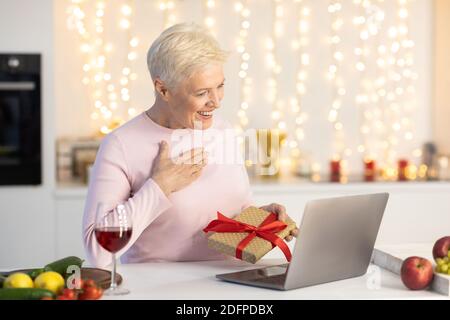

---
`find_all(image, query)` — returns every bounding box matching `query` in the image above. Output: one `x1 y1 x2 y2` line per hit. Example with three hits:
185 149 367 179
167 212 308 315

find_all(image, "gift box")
203 206 297 264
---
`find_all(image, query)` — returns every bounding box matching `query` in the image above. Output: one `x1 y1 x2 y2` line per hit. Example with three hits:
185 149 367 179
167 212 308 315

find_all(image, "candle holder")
398 159 409 181
364 159 376 182
330 158 341 183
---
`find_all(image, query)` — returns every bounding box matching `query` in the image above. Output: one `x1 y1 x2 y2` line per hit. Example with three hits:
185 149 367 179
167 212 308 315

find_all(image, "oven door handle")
0 81 36 91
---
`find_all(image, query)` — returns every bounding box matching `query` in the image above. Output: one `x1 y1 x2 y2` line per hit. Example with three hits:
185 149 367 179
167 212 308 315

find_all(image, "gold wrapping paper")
206 206 297 264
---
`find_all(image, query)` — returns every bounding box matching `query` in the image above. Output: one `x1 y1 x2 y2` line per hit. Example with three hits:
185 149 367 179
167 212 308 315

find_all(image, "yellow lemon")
34 271 65 294
4 272 34 288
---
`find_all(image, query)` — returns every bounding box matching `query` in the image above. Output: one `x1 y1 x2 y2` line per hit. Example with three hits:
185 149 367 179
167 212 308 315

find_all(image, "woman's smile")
196 110 214 121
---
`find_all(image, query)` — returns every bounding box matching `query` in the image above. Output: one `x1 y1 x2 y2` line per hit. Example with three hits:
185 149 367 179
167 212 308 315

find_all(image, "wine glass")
94 202 133 295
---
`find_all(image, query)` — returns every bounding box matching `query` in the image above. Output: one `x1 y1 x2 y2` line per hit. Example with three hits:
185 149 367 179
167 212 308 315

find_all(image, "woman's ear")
154 78 169 101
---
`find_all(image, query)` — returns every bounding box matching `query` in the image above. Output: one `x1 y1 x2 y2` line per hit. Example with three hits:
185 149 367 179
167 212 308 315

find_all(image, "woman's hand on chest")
151 140 208 197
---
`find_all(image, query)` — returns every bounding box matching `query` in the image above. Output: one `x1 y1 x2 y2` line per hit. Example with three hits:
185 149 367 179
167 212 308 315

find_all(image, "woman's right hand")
151 140 208 197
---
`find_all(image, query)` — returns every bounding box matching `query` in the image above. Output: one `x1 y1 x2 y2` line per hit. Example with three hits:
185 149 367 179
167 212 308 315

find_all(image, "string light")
368 0 392 170
383 2 401 168
119 0 139 123
396 0 417 160
379 0 417 169
68 1 112 133
65 0 421 180
267 0 284 131
352 0 417 176
159 0 177 29
354 0 386 164
234 1 252 133
327 0 345 159
67 0 141 135
203 0 216 36
289 0 310 160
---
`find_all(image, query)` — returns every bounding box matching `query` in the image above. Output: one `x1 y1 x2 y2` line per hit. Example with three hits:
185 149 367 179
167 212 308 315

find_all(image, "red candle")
330 159 341 182
364 159 376 182
398 159 409 181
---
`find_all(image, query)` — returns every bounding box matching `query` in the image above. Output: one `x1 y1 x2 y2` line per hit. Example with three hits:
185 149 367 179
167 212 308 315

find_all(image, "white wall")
54 0 433 173
0 0 56 268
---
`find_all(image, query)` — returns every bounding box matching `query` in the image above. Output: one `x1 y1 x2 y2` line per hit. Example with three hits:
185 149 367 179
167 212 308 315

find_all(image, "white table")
105 258 447 300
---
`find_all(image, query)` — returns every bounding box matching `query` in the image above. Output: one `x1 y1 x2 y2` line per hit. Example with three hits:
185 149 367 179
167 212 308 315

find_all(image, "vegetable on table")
26 256 84 279
0 288 55 300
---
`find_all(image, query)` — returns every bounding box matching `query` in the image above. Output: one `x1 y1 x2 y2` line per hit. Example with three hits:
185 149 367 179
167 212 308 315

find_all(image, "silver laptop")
216 193 389 290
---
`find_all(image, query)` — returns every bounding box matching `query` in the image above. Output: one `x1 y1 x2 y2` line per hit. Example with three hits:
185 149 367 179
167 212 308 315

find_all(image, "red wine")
95 227 132 253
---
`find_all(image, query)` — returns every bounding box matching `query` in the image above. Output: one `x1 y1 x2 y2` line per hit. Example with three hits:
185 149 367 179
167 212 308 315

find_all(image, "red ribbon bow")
203 211 292 262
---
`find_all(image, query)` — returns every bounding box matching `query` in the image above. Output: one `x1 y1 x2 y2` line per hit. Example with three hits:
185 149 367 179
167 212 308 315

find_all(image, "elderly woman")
83 22 298 268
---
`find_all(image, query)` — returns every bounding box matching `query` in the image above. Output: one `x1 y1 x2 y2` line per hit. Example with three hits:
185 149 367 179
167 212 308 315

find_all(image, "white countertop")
104 257 446 300
2 244 447 299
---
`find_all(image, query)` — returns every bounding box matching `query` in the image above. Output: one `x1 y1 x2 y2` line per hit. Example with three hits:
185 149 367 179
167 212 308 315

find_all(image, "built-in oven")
0 54 41 185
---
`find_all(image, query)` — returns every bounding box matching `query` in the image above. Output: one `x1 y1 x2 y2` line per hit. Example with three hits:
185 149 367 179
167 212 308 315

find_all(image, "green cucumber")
25 256 84 280
43 256 84 278
3 256 85 282
0 288 55 300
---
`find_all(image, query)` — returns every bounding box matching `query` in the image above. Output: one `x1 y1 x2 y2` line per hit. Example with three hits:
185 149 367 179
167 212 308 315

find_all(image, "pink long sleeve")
82 112 252 266
82 133 173 268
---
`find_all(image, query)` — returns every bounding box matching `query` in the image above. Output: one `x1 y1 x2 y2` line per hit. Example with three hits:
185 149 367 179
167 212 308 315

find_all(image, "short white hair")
147 22 229 90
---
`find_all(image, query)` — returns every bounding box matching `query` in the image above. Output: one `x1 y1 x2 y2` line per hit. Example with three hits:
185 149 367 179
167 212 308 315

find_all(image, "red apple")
432 236 450 260
400 256 434 290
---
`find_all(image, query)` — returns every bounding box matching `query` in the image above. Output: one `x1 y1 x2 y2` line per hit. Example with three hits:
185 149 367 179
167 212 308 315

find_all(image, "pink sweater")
82 111 253 267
